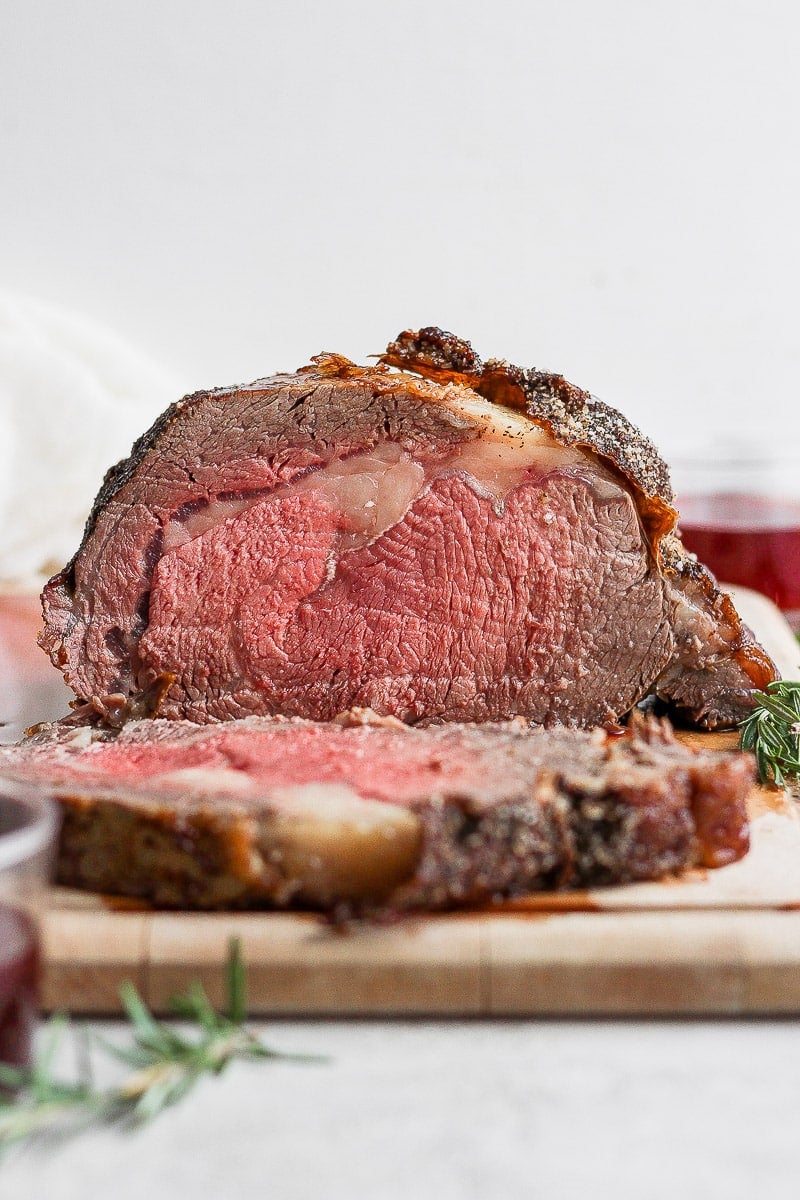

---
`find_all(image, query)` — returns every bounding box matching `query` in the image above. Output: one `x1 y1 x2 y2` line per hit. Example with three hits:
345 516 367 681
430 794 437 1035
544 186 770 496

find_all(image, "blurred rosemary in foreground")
0 938 317 1151
739 680 800 789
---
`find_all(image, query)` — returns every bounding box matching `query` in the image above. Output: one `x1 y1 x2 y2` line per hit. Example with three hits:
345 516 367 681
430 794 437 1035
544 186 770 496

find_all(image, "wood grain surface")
5 584 799 1016
41 898 800 1017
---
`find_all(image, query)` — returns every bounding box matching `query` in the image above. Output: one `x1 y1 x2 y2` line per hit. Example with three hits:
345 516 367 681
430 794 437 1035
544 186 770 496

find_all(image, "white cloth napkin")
0 293 181 585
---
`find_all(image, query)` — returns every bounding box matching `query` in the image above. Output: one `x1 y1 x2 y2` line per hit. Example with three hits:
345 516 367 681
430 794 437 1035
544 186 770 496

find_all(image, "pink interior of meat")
132 433 662 725
47 401 670 728
13 723 538 807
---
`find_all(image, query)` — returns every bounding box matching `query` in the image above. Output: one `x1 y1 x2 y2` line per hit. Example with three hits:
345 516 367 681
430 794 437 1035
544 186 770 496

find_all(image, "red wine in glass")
678 493 800 632
0 787 56 1073
0 904 38 1068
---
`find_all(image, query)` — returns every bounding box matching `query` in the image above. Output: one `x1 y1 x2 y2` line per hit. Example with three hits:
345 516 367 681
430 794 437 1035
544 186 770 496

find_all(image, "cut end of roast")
0 713 754 912
39 329 778 732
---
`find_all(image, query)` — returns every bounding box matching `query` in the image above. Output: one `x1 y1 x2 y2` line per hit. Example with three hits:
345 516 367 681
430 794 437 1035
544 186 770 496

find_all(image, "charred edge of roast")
391 720 753 912
657 534 779 707
381 326 677 547
55 672 178 731
47 390 210 598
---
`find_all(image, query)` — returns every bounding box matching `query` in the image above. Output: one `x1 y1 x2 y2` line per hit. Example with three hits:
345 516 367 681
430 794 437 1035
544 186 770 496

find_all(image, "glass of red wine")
0 782 59 1069
672 454 800 632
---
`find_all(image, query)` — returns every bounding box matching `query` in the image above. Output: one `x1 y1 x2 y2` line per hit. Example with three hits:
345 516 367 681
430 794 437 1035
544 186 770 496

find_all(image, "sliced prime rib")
0 713 753 910
40 327 777 730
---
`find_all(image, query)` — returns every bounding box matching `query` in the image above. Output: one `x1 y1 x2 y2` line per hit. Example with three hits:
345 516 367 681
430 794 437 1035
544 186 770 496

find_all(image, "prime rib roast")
0 712 753 911
40 327 776 731
12 327 776 909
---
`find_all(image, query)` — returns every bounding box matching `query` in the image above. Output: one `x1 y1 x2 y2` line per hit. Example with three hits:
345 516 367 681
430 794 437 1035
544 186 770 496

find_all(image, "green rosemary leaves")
739 680 800 789
0 938 316 1151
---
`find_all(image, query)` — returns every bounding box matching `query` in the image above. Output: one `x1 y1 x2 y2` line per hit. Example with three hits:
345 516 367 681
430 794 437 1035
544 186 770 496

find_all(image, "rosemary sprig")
0 938 317 1151
739 680 800 789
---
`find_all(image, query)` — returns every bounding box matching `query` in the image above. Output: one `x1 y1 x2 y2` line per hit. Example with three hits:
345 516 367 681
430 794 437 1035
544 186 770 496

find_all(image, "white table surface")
3 1016 800 1199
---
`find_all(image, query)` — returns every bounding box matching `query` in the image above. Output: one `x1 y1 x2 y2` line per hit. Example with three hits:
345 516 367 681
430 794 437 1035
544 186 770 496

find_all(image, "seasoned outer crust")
382 326 676 544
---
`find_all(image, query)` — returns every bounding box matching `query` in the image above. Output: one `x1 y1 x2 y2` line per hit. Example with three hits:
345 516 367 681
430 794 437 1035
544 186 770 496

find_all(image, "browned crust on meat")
660 536 777 679
654 534 778 721
55 391 216 593
380 326 676 547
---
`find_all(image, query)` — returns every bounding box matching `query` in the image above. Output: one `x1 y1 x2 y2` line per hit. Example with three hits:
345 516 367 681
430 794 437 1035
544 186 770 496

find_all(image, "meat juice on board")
677 493 800 631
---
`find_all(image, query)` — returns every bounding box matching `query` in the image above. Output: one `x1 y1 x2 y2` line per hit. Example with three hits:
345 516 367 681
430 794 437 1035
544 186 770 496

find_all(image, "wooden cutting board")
5 586 800 1017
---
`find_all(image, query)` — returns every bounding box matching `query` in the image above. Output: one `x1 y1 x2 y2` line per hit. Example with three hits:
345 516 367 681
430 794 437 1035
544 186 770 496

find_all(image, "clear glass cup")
670 454 800 632
0 781 59 1067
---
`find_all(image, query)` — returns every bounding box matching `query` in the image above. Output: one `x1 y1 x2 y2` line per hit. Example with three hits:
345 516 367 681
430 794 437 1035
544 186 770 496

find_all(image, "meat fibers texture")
40 327 777 731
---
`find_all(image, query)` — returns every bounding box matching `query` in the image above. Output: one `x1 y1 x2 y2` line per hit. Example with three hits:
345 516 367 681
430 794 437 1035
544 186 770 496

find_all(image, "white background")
3 0 800 456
